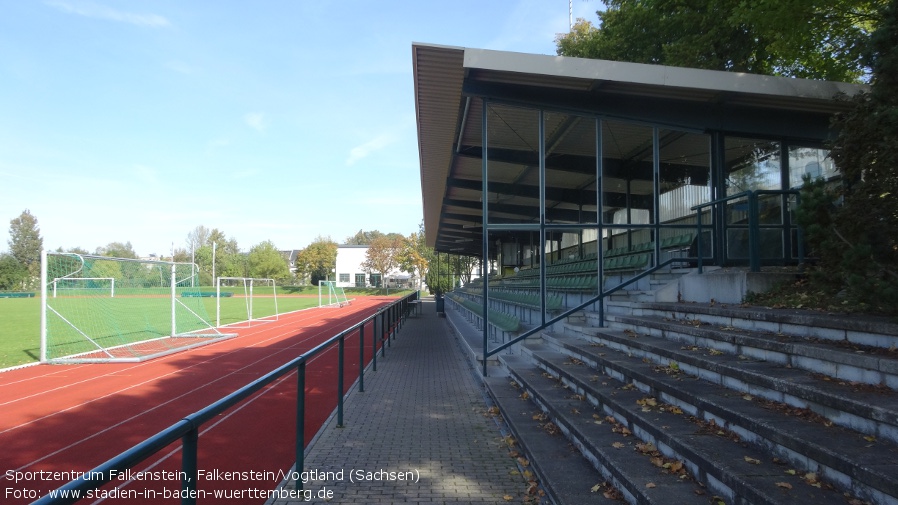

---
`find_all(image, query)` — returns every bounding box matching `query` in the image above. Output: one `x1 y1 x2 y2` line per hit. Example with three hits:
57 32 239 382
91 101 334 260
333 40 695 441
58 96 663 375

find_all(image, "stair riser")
503 366 643 505
561 324 898 445
604 306 898 351
533 346 897 505
602 318 898 391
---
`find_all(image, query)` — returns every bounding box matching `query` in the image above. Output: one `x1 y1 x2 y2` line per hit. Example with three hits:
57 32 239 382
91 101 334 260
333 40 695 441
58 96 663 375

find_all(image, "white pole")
213 242 219 327
171 264 177 338
40 249 48 362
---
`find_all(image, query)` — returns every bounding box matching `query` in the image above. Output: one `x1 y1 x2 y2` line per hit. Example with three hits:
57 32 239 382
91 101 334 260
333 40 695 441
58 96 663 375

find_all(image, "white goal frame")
216 277 279 327
52 277 115 298
40 250 236 364
318 280 350 308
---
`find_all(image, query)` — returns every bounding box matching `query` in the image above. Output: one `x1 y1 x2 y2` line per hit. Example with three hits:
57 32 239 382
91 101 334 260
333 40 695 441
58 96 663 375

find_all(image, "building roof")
412 43 866 255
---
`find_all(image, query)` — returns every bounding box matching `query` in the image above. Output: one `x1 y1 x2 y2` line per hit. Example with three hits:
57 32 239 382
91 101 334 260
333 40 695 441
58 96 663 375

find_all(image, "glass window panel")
602 121 655 225
486 103 540 225
724 138 782 195
788 147 837 188
658 130 711 224
544 112 598 224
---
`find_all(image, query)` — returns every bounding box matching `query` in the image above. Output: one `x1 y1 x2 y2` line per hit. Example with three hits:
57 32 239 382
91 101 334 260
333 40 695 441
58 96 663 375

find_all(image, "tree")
797 0 898 312
186 225 211 254
344 229 384 245
8 209 43 278
0 253 27 290
295 236 338 286
362 235 404 290
556 0 884 82
95 241 138 259
247 240 290 280
396 225 429 290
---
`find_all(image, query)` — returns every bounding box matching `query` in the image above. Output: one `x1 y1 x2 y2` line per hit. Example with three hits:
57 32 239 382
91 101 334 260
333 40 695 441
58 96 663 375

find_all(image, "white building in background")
334 245 414 289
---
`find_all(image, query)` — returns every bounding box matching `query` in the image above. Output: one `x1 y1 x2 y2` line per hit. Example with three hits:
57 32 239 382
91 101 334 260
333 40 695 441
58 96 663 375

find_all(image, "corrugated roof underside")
413 44 466 248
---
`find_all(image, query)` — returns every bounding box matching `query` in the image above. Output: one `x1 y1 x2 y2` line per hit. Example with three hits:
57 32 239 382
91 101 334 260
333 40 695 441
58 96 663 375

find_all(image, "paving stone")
268 298 526 505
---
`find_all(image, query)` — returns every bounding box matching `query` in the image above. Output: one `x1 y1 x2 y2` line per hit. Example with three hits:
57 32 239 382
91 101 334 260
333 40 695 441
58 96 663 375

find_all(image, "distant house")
335 245 413 288
280 250 300 273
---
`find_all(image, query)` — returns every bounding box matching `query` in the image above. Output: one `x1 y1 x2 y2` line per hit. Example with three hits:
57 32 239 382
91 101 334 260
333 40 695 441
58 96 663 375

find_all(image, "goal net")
216 277 279 327
318 280 349 308
41 251 236 364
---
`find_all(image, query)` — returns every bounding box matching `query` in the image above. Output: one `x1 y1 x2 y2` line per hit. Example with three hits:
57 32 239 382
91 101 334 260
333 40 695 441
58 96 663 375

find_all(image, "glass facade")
481 100 826 270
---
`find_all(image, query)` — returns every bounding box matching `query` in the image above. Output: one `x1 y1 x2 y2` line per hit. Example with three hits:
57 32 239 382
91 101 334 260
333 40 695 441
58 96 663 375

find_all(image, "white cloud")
346 133 397 166
44 0 171 28
244 113 266 132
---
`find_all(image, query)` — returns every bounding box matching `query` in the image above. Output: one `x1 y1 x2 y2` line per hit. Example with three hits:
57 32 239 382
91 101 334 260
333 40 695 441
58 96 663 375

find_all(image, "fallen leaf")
646 482 656 488
590 483 603 493
775 482 793 490
612 442 626 449
744 456 761 465
503 495 513 501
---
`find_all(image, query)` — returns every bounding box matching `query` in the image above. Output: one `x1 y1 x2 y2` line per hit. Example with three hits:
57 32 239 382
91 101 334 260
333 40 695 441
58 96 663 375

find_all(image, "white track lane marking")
0 304 381 481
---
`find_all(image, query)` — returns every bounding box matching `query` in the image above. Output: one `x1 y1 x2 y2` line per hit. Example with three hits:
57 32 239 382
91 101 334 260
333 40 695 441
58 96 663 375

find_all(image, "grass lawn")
0 288 413 369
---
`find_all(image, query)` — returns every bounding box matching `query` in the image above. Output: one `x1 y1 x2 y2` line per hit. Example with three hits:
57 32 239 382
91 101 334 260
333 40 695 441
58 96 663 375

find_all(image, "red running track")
0 297 395 504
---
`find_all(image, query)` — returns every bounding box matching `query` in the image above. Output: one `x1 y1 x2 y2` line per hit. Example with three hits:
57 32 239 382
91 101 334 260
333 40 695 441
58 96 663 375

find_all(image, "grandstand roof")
412 43 865 255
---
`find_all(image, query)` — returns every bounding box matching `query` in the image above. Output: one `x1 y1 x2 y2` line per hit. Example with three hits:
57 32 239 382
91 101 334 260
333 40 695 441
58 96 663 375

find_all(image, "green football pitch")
0 293 321 368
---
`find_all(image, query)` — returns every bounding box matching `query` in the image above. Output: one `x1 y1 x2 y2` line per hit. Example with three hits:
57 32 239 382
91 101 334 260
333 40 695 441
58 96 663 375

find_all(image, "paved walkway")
269 297 527 505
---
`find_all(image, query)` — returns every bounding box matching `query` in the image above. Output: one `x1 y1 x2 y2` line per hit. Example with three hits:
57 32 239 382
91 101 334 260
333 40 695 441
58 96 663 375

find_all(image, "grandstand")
412 44 898 505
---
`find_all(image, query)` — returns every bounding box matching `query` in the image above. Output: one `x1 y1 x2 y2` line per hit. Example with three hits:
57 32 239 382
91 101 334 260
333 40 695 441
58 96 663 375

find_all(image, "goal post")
41 251 236 364
215 277 279 327
318 280 350 308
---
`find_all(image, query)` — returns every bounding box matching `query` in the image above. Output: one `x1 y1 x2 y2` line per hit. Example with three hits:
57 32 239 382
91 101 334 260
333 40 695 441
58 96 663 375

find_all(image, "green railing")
476 188 804 375
692 189 803 272
33 292 419 505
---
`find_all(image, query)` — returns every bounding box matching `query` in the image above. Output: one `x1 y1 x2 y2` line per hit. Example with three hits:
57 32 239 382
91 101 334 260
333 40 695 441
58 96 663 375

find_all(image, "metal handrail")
691 189 801 272
33 292 419 505
482 258 693 371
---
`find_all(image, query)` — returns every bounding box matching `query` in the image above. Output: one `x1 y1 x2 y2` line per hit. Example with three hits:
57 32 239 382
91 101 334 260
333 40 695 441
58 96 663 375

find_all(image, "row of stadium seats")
510 233 694 279
460 288 564 312
445 293 521 333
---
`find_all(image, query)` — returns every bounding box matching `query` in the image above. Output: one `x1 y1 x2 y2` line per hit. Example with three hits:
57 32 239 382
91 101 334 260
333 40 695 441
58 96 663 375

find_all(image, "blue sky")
0 0 599 257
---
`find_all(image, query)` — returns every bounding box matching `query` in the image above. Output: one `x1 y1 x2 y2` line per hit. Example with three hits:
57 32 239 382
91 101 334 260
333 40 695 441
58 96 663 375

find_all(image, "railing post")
749 191 761 272
181 426 198 505
358 324 365 393
380 311 387 357
372 316 378 371
295 360 306 491
337 334 345 428
696 209 704 274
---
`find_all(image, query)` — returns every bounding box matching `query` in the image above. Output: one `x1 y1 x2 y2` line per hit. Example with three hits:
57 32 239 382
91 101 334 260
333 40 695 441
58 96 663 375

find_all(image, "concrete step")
519 345 895 505
616 302 898 351
484 375 621 505
558 321 898 443
598 313 898 392
539 331 898 504
495 355 712 505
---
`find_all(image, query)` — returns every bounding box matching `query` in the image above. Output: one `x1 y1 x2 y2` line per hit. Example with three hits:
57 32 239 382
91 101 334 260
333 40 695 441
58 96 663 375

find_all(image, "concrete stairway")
485 301 898 505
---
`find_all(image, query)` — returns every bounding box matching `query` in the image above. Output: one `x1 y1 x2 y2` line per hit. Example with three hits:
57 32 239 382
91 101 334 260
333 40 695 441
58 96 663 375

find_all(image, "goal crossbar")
318 280 350 308
216 277 279 328
41 251 236 364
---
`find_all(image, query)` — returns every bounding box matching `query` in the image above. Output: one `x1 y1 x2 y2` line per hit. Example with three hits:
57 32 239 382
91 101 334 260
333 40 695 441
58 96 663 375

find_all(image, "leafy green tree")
295 236 338 286
0 253 27 290
799 0 898 312
556 0 884 82
362 235 404 290
96 241 138 259
8 209 43 278
396 224 429 290
247 240 290 281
